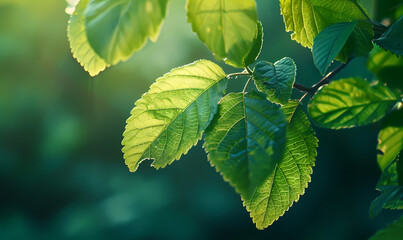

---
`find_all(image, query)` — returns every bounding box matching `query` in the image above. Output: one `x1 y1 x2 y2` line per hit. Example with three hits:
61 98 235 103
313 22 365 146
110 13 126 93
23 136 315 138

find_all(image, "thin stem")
242 67 254 93
293 83 311 93
227 72 249 78
309 58 353 96
354 2 372 22
242 78 252 93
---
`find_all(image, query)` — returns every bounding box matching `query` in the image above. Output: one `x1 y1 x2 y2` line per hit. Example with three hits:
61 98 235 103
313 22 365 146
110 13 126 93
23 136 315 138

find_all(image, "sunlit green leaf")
378 110 403 171
122 60 228 172
252 57 296 105
279 0 373 62
204 91 287 198
244 21 263 67
308 78 398 129
370 216 403 240
187 0 257 68
243 101 318 229
312 22 356 75
68 0 108 76
374 16 403 56
85 0 169 65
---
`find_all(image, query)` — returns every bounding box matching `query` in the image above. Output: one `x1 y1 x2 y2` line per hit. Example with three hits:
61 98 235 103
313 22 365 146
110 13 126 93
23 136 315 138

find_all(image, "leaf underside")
308 77 398 129
243 101 318 229
68 0 109 76
85 0 169 65
204 91 287 198
122 60 228 172
187 0 257 68
244 21 263 67
253 57 296 105
312 21 356 75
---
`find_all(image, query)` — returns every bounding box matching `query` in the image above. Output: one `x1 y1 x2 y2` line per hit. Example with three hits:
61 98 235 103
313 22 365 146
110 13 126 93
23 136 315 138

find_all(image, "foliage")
66 0 403 233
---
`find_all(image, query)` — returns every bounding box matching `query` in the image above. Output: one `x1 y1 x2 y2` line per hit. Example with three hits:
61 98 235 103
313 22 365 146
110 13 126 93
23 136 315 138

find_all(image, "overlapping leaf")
85 0 169 65
370 158 403 218
244 101 318 229
279 0 373 62
308 77 398 129
122 60 228 172
68 0 109 76
204 91 287 198
187 0 257 68
312 21 357 75
374 16 403 56
252 58 296 105
244 21 263 67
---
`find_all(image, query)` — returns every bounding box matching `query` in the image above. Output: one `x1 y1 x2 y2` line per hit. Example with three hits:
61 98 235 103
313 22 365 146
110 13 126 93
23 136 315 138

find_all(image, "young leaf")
279 0 373 61
377 110 403 171
85 0 169 65
186 0 257 68
374 16 403 56
244 101 318 229
68 0 109 76
308 77 398 129
370 216 403 240
122 60 228 172
312 22 356 75
252 58 296 105
204 91 287 198
243 21 263 67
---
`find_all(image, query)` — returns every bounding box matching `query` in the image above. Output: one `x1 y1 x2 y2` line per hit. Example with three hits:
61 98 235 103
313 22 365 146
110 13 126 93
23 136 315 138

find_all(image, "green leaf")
243 101 318 229
377 110 403 171
67 0 109 76
398 152 403 186
85 0 169 65
252 58 296 105
308 77 398 129
204 91 287 198
367 46 403 94
122 60 228 172
279 0 373 61
370 216 403 240
370 185 403 218
243 21 263 67
186 0 258 68
374 16 403 56
312 22 356 75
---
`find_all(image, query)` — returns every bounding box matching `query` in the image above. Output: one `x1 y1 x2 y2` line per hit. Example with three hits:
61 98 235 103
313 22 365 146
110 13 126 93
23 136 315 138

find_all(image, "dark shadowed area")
0 0 401 239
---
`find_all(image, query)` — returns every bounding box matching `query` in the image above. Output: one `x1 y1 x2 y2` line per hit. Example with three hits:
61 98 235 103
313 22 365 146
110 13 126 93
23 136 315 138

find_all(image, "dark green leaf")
122 60 227 172
85 0 169 65
313 21 357 75
370 216 403 240
374 16 403 56
243 101 318 229
204 91 287 198
370 185 403 219
308 77 398 129
187 0 258 68
244 21 263 67
68 0 109 76
252 58 296 105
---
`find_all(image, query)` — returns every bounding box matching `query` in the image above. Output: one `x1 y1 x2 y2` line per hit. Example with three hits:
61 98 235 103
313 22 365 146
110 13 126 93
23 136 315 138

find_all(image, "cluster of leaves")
66 0 403 233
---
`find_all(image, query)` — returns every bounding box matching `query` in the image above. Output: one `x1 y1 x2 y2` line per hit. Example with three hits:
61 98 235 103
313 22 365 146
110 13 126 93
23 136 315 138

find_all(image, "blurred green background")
1 0 401 239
